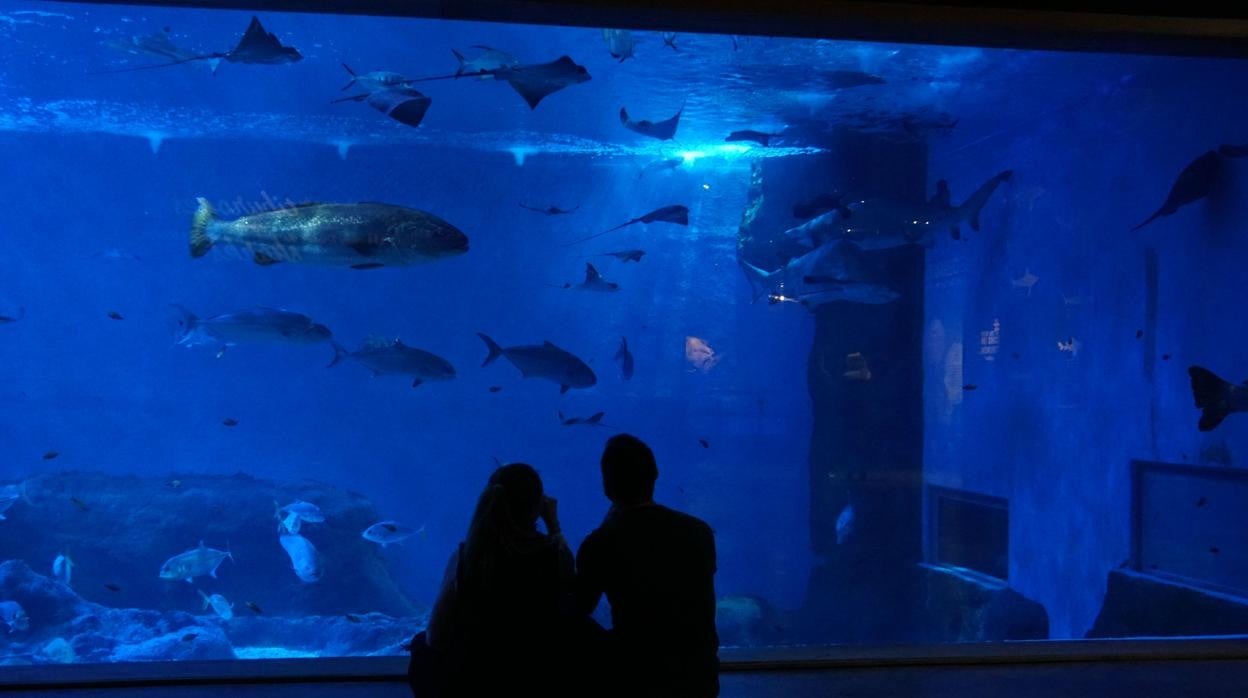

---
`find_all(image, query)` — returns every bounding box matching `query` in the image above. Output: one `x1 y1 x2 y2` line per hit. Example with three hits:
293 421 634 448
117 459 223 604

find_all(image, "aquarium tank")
1 0 1247 668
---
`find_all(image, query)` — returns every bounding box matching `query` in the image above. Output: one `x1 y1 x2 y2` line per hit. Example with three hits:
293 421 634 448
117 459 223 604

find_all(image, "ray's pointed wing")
365 88 432 128
501 56 591 110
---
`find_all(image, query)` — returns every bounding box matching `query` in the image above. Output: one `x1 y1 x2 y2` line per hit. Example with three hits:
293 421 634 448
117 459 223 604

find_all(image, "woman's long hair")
459 463 546 593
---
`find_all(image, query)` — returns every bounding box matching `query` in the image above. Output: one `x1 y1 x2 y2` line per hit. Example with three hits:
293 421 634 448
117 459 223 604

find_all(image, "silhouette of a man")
577 434 719 697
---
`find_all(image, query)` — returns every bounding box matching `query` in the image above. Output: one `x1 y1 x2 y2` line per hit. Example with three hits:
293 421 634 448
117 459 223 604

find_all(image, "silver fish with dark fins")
174 306 337 361
1189 365 1248 431
158 541 232 583
190 199 469 268
478 334 596 393
330 337 456 388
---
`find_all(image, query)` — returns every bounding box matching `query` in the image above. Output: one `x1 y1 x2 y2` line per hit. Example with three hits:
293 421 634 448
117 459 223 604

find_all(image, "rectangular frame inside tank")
3 0 1248 683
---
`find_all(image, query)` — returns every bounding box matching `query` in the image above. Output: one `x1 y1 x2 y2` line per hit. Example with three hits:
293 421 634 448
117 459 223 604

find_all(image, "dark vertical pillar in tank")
739 128 927 644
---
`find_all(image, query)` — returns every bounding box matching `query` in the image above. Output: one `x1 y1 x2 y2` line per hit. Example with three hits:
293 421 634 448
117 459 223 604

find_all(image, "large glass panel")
0 0 1246 668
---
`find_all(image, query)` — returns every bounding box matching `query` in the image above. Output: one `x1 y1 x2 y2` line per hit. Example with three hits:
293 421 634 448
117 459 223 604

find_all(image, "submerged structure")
0 0 1247 675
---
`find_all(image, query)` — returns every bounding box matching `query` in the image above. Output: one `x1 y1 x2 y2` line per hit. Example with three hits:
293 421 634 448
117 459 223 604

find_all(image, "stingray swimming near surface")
620 106 683 141
94 16 301 75
564 205 689 246
333 86 431 128
1132 144 1248 231
408 55 591 109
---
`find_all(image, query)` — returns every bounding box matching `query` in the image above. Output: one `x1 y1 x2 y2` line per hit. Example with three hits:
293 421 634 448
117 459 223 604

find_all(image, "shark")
739 240 900 308
784 170 1013 250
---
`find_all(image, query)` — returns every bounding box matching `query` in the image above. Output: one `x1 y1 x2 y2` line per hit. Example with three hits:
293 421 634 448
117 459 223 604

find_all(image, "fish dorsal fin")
543 340 559 350
587 412 605 423
585 263 602 282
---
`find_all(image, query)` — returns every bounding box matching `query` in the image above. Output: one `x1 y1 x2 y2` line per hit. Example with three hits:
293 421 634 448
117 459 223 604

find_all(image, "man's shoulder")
655 505 714 539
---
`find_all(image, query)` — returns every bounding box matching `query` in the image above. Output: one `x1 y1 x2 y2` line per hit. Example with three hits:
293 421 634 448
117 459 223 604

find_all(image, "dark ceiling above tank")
49 1 1248 57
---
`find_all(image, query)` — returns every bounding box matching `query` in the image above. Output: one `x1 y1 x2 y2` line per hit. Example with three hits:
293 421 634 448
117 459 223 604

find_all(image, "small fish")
1011 352 1021 360
159 541 233 583
558 411 609 427
602 28 635 62
222 418 239 427
330 337 457 389
1196 496 1208 507
1210 547 1222 555
43 451 59 461
519 203 578 215
246 601 264 615
338 63 413 92
726 130 778 147
567 205 689 246
836 504 856 545
71 497 90 512
345 613 363 623
637 157 684 179
615 337 634 381
1136 329 1144 339
564 263 619 292
600 250 645 263
488 386 502 393
1011 269 1039 296
478 334 596 393
279 533 322 583
182 633 198 643
107 311 124 320
104 583 121 592
685 336 721 373
620 105 682 141
1057 337 1080 357
962 384 977 391
451 45 519 78
198 590 234 620
0 307 24 324
1162 354 1172 361
843 352 872 382
662 32 678 51
698 439 709 449
1188 365 1248 431
362 521 421 547
166 479 183 489
53 552 74 586
275 500 325 535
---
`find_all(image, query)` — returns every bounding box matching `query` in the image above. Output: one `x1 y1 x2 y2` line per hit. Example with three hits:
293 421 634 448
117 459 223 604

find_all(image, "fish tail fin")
451 49 466 76
739 259 776 303
327 341 349 368
478 333 503 367
190 197 218 258
1131 210 1163 232
958 169 1013 232
1190 365 1234 431
340 62 357 90
171 304 198 345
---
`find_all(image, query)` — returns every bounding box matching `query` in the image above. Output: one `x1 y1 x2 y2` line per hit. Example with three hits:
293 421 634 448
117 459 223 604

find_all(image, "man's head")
600 433 658 507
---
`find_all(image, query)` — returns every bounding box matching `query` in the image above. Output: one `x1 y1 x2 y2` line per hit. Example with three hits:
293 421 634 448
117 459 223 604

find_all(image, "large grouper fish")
189 198 469 269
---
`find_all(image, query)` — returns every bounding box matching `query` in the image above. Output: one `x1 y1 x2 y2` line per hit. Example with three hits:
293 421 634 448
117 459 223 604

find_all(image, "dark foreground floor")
7 659 1248 698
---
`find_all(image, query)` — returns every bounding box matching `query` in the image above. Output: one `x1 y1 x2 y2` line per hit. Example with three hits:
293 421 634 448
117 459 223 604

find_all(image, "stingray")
558 411 612 427
1132 144 1248 231
333 87 431 128
520 203 579 215
408 55 591 110
562 263 619 292
620 106 682 141
564 205 689 246
93 16 301 74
